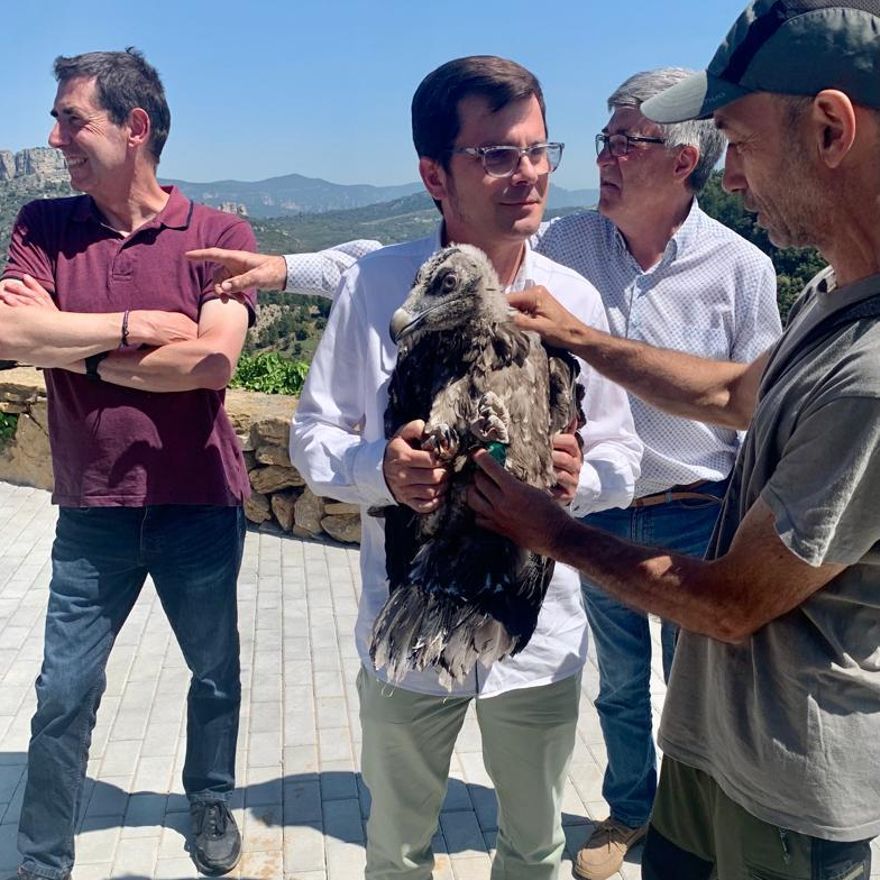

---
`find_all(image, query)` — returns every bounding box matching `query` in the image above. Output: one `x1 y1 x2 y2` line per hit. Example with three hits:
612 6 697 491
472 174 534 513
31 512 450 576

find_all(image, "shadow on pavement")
1 760 603 879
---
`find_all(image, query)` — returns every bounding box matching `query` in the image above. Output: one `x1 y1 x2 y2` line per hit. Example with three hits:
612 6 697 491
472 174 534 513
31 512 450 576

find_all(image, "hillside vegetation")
0 170 823 388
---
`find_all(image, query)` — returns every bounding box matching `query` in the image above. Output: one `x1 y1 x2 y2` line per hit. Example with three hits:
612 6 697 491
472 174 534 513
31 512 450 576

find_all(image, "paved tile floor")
0 482 875 880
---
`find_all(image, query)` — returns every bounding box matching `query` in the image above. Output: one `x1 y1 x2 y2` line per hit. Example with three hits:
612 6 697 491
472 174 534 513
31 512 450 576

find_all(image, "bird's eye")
441 272 457 292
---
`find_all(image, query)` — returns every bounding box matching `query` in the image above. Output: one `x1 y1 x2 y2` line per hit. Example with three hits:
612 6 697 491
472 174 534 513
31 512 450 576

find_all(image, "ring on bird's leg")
485 440 508 466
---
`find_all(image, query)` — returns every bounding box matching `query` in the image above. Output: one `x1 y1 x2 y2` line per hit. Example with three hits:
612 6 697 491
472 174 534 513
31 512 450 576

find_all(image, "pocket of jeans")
813 837 871 880
671 496 724 510
824 865 867 880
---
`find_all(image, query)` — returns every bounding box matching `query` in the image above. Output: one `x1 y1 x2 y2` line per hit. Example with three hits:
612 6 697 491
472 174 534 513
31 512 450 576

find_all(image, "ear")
810 90 856 169
127 107 152 151
419 156 449 203
672 144 700 184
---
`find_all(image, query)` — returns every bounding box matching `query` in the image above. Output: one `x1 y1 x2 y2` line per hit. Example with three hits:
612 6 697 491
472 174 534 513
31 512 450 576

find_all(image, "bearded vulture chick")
370 243 585 688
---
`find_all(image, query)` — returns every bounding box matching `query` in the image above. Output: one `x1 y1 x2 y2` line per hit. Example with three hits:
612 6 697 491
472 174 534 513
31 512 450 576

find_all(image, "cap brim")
641 71 752 123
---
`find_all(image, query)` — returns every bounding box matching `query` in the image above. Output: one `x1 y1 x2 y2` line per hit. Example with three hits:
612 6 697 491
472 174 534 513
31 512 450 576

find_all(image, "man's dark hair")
53 48 171 165
412 55 546 166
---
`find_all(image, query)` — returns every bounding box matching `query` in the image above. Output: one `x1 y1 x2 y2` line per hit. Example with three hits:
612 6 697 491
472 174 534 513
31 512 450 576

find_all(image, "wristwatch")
84 351 110 382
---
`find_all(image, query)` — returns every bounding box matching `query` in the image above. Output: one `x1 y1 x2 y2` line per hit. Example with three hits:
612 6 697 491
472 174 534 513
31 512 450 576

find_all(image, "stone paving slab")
0 482 876 880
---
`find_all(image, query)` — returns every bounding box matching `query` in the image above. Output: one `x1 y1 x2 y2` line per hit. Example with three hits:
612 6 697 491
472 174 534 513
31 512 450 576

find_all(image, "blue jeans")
18 505 245 880
581 482 726 828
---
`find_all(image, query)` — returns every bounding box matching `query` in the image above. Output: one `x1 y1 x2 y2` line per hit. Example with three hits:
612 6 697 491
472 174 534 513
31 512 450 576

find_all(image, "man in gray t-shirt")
659 265 880 842
465 2 880 879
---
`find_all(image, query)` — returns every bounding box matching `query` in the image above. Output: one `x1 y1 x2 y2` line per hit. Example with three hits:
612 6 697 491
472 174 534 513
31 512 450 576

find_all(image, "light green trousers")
357 666 581 880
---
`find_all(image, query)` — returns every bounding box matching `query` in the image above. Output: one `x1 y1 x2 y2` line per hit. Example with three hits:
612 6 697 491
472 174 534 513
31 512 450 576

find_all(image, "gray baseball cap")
641 0 880 123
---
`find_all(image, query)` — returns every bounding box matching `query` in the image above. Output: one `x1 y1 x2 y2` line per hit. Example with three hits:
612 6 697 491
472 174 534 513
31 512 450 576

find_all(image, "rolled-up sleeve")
289 267 395 507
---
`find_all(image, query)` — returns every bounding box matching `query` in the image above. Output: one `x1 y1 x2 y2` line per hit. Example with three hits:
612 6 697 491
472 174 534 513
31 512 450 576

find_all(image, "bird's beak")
390 307 417 343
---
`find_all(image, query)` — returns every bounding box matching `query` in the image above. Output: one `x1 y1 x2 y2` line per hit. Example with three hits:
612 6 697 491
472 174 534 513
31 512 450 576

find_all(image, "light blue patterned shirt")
535 201 782 496
284 199 782 496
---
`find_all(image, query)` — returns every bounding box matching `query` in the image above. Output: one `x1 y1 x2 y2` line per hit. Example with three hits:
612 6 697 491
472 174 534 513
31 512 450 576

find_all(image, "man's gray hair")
608 68 725 192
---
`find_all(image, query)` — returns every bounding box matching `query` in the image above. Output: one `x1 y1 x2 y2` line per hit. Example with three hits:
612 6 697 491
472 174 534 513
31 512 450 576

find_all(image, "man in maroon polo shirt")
0 49 254 879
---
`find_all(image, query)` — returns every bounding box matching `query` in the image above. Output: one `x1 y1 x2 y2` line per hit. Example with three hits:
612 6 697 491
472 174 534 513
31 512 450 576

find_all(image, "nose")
721 143 744 193
48 120 65 149
596 144 616 169
511 151 540 184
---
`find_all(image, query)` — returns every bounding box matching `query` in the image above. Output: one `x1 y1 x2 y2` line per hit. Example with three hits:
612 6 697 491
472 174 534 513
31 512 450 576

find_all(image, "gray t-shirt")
659 268 880 842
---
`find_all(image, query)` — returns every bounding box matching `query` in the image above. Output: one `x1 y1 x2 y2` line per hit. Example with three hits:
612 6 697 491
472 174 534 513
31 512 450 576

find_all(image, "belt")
630 479 723 508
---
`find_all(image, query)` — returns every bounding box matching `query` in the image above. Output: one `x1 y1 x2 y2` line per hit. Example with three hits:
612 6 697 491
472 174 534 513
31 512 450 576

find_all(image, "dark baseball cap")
641 0 880 122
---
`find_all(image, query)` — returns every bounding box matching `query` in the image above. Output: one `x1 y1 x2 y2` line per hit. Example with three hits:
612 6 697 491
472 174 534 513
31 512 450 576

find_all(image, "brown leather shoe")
573 817 648 880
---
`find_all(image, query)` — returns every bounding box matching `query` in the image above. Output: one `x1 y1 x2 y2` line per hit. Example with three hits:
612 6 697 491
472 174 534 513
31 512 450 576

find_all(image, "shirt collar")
667 196 701 260
70 184 193 232
607 196 700 270
433 222 535 291
154 185 193 229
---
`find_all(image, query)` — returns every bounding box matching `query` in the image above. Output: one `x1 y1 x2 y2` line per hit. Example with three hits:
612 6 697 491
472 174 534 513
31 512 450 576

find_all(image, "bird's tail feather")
370 586 518 689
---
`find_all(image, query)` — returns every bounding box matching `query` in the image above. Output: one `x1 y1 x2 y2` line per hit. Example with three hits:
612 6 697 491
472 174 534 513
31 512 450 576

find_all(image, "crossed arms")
0 270 249 394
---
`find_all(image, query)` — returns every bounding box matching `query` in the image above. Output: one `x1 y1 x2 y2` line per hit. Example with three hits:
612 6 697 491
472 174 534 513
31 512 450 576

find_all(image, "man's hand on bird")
550 431 582 505
467 449 571 557
186 248 287 299
383 419 450 513
507 285 589 350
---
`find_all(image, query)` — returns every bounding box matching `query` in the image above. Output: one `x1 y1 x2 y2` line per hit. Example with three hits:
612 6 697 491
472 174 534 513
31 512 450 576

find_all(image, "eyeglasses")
451 142 564 178
595 133 666 158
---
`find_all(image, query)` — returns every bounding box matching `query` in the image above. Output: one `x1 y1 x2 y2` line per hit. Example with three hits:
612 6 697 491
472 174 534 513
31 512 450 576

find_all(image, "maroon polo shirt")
3 186 257 507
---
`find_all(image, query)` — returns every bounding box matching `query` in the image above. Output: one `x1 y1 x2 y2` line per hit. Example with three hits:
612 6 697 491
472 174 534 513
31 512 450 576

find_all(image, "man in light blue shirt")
192 66 782 880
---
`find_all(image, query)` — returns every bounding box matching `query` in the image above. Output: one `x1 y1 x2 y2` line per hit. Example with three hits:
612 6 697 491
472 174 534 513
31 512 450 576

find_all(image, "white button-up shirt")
290 230 641 697
284 200 782 497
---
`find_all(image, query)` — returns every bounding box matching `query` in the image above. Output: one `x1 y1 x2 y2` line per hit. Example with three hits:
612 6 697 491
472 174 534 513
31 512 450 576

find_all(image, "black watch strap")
84 351 110 382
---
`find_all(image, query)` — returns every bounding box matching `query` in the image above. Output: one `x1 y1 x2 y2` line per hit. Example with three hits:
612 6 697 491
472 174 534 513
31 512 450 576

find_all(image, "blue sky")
3 1 747 191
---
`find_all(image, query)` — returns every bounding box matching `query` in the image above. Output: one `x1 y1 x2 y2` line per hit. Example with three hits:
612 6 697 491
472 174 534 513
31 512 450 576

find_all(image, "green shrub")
0 412 18 445
230 352 309 396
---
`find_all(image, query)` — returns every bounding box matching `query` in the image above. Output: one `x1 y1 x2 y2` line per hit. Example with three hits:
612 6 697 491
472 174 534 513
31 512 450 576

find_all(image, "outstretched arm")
467 450 843 643
509 286 770 430
187 240 383 299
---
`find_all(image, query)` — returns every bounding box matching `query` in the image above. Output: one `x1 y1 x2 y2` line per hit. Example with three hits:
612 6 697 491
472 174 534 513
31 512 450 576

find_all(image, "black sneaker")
189 799 242 876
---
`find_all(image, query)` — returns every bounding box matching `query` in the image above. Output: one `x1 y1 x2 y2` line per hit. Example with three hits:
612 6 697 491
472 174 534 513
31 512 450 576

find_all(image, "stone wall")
0 368 361 544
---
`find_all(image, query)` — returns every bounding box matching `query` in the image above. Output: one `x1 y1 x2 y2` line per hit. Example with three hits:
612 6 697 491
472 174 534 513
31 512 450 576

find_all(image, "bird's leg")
471 391 510 444
421 423 460 461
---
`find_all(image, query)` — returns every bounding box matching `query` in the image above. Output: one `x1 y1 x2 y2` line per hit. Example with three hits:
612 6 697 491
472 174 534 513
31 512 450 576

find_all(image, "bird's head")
390 244 509 344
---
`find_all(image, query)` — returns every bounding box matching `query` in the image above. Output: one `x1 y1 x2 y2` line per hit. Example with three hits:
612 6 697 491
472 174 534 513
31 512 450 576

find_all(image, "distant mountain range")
249 191 589 258
164 172 597 218
162 174 426 217
0 146 597 264
0 146 597 218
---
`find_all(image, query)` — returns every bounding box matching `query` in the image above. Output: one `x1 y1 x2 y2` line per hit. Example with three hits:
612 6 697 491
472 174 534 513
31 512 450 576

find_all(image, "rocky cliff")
0 148 67 182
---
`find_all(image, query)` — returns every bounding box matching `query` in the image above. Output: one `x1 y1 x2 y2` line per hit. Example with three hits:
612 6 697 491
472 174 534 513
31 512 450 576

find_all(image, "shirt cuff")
282 254 297 293
569 464 602 518
353 437 397 507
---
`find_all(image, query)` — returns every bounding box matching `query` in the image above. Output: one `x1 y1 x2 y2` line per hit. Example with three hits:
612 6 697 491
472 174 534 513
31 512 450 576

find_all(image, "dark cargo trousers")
643 757 873 880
